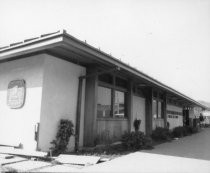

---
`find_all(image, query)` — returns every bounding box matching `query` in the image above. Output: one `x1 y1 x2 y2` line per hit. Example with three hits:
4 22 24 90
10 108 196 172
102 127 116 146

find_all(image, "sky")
0 0 210 102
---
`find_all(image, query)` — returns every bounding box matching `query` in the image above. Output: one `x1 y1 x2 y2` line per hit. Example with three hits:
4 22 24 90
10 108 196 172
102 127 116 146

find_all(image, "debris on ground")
55 154 100 166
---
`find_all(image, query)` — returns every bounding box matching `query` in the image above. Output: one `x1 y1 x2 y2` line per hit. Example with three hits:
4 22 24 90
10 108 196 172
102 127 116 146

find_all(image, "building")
0 30 206 151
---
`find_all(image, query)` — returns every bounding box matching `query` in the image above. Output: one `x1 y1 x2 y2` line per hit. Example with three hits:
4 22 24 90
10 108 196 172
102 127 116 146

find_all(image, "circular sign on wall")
7 80 26 109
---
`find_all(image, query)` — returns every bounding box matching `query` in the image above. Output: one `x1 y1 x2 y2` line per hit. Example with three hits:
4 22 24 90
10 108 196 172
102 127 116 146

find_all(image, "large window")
97 74 127 118
158 101 162 118
114 91 125 118
152 100 157 118
153 99 163 119
97 86 112 118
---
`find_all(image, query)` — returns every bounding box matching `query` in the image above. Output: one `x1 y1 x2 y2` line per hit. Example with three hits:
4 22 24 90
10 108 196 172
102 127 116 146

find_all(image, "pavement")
1 128 210 172
82 128 210 173
82 152 210 173
144 127 210 161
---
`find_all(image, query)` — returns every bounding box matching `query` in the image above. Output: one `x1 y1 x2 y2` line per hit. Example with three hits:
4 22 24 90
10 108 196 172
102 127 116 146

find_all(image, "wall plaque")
7 80 26 109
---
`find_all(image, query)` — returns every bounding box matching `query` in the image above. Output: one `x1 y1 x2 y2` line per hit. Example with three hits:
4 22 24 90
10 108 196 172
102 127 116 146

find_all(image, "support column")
163 93 167 128
145 87 153 135
127 81 133 131
83 68 98 147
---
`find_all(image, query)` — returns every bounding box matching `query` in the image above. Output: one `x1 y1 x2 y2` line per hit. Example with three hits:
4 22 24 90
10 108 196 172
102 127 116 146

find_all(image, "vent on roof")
40 30 60 38
10 42 23 47
24 37 39 43
0 46 10 50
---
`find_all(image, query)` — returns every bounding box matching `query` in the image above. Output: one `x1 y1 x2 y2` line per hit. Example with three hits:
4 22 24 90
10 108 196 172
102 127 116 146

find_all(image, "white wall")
0 55 44 150
167 104 183 129
38 55 86 152
132 96 146 133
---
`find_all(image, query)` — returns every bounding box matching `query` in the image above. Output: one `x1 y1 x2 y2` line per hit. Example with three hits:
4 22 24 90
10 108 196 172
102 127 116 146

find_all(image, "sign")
7 80 26 109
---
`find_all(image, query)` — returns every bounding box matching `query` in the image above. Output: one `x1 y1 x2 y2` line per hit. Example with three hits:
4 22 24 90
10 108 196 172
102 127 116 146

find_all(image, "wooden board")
55 154 100 166
0 156 27 165
0 147 47 158
36 164 82 172
3 160 52 172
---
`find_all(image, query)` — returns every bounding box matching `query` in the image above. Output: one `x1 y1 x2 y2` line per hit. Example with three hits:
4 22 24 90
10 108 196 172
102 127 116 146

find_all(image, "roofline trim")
0 30 207 109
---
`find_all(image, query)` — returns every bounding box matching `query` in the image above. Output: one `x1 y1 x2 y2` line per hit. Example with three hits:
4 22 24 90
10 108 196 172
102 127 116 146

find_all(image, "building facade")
0 30 206 151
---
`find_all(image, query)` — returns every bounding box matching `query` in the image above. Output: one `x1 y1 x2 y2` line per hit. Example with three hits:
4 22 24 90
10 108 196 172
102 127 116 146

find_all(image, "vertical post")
145 87 153 135
163 93 167 128
83 68 98 147
127 80 133 131
75 77 83 151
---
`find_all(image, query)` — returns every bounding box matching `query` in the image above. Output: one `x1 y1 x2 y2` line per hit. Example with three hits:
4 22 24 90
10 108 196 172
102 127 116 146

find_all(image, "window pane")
97 86 111 118
114 91 125 118
158 101 162 118
98 74 113 84
152 100 157 118
116 77 127 89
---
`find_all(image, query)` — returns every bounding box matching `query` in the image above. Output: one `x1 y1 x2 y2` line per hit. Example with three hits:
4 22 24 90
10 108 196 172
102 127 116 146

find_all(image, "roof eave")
0 31 207 109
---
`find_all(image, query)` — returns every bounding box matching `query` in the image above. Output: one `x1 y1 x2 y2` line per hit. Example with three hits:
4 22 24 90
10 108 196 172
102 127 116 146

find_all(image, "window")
153 99 163 119
116 77 127 89
98 74 113 84
158 101 162 118
97 74 127 118
152 100 157 118
114 91 125 118
97 86 112 118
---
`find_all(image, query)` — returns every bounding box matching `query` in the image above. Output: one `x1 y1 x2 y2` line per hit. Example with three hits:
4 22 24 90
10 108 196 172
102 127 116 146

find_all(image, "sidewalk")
82 128 210 173
145 128 210 160
1 128 210 172
82 152 210 173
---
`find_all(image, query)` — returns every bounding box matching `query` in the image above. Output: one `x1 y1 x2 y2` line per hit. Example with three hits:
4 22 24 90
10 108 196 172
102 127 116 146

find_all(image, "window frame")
152 91 164 119
97 74 128 119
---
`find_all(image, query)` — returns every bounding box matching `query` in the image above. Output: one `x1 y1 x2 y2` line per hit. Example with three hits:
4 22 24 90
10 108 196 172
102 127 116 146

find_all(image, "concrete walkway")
2 128 210 172
82 128 210 173
145 127 210 160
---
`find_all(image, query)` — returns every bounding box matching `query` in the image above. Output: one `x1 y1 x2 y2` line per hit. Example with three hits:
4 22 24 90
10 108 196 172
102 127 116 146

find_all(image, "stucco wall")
132 96 146 133
0 55 44 150
167 104 183 129
38 55 86 152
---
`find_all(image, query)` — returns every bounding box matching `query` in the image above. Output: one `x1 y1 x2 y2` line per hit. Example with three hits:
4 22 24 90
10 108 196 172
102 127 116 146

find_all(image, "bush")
172 126 199 138
151 127 171 141
121 131 152 150
50 119 74 155
172 126 184 138
191 126 199 133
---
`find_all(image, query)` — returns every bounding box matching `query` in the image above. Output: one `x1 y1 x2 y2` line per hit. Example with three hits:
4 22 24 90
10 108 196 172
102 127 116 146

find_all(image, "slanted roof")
0 30 207 109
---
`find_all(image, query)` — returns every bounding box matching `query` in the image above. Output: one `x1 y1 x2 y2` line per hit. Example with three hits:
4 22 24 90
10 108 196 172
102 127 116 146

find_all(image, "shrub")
172 126 199 138
151 127 171 141
50 119 74 155
172 126 184 138
191 126 199 133
121 131 152 150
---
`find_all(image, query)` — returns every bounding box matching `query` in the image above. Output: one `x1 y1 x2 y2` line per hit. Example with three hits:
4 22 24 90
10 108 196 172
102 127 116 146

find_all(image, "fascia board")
62 34 205 108
0 37 64 60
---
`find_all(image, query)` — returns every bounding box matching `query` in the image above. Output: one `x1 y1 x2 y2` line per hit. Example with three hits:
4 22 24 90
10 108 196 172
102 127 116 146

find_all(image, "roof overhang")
0 30 207 109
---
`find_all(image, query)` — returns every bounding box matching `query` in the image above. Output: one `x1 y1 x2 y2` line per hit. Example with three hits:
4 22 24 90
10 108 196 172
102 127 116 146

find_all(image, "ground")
83 128 210 173
145 127 210 160
1 128 210 172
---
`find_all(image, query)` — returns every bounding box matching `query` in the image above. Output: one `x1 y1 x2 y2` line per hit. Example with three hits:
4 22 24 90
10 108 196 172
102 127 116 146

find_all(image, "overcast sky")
0 0 210 102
